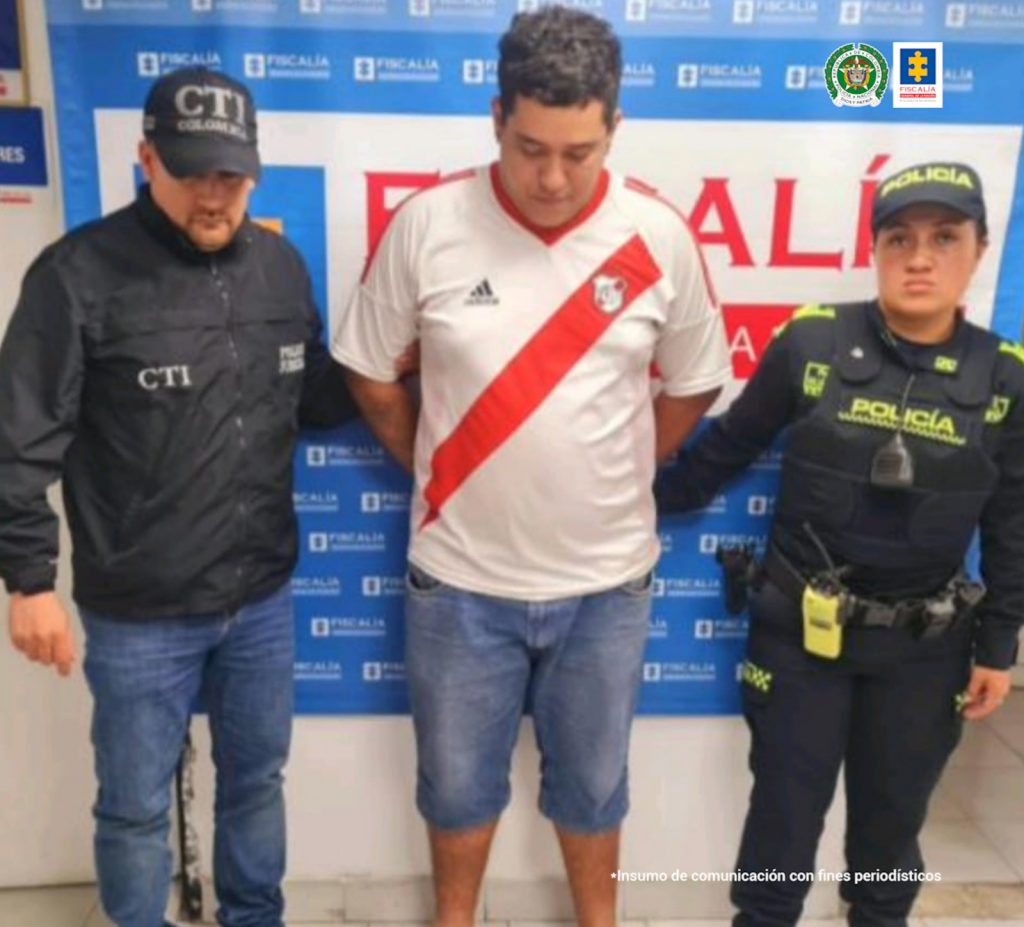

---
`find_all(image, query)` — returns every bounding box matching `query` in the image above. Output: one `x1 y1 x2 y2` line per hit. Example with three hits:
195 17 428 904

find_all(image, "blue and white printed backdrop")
45 0 1024 714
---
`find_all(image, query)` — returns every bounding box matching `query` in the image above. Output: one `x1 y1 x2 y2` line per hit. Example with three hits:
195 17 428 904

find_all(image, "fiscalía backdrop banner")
44 0 1024 714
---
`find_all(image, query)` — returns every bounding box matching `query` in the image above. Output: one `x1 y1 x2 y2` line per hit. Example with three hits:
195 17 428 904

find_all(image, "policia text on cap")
656 161 1024 927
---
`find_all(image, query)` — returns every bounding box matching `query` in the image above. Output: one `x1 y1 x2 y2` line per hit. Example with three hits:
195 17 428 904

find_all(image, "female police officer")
657 162 1024 927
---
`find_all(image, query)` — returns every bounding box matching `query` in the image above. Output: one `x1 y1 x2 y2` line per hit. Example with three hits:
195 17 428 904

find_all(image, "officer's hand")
395 341 420 378
8 592 77 677
962 666 1012 721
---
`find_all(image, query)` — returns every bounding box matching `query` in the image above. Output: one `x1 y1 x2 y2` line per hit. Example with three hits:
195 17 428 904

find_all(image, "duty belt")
761 546 984 640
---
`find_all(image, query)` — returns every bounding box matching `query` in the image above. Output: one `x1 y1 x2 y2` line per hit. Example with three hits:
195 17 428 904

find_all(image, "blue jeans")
80 584 295 927
405 565 652 833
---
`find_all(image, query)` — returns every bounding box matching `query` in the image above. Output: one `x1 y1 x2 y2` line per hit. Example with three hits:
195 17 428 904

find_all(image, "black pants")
732 580 972 927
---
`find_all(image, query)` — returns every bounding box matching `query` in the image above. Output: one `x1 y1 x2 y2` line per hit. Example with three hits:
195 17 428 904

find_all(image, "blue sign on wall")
0 107 46 186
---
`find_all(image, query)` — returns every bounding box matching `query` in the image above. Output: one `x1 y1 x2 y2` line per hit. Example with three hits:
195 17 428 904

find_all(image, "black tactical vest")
774 302 1001 574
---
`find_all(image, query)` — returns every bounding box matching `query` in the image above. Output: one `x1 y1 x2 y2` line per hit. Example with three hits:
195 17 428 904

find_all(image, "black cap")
872 162 985 233
143 67 260 180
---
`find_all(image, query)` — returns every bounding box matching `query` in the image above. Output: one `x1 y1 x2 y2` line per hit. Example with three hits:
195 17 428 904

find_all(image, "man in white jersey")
333 7 731 925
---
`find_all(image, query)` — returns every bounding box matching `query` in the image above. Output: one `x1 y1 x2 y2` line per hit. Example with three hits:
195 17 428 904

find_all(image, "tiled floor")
6 692 1024 926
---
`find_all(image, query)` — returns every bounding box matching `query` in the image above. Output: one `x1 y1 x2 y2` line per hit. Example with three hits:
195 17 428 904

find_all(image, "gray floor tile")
938 767 1024 822
284 880 345 922
920 820 1019 883
344 878 434 922
485 880 574 921
948 724 1024 769
974 816 1024 882
0 886 97 927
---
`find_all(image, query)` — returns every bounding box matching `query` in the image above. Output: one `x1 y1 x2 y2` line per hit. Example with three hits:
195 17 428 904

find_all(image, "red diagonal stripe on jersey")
420 233 662 529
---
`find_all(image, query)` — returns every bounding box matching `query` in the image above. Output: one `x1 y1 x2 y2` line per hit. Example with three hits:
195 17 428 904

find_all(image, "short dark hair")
497 6 622 130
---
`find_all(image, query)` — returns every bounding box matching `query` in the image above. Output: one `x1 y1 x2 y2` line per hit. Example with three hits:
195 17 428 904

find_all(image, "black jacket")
658 301 1024 669
0 186 357 618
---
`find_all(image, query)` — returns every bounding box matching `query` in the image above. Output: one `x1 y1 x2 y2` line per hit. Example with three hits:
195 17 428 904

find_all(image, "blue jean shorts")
404 564 652 834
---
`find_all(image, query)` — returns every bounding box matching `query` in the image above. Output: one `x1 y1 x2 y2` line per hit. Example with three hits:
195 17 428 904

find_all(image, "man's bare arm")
654 388 721 464
345 368 418 473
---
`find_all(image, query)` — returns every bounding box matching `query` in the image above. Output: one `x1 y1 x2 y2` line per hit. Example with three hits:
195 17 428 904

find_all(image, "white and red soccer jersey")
333 164 730 599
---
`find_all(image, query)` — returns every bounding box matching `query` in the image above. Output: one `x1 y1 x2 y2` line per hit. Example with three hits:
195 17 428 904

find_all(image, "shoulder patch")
792 304 837 323
999 341 1024 368
774 304 836 339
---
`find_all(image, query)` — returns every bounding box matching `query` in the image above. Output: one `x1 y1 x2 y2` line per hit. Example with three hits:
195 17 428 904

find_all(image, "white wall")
0 2 848 900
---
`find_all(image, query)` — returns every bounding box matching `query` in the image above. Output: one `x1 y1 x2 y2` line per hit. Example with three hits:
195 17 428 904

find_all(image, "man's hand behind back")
9 592 77 677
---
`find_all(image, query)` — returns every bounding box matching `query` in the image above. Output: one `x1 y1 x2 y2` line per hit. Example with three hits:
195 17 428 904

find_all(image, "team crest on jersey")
593 275 628 314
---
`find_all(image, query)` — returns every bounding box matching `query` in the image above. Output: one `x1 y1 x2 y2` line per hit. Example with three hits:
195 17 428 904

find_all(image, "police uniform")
657 165 1024 927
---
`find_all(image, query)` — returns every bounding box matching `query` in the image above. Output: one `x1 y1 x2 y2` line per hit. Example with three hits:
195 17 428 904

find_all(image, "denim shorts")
404 564 652 833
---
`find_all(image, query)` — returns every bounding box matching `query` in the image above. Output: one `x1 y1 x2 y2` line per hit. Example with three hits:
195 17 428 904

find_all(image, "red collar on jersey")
489 162 611 246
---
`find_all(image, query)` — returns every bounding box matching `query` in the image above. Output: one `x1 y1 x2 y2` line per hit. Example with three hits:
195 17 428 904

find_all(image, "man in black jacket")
0 68 356 927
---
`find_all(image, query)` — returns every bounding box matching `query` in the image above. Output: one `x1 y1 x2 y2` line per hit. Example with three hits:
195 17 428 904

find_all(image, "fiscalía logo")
733 0 754 19
699 533 765 555
625 0 711 22
593 275 627 314
415 0 498 15
244 54 267 79
840 1 861 22
946 2 1024 28
462 59 498 85
840 1 925 24
291 576 342 597
622 62 656 88
734 0 818 22
648 617 669 639
309 531 387 552
646 661 717 682
677 62 761 90
360 491 411 513
945 66 974 93
305 442 385 467
362 575 405 597
248 52 332 81
292 490 340 513
311 616 387 637
294 660 342 681
363 661 405 682
137 50 222 78
653 576 721 599
625 0 648 19
354 56 441 83
825 42 889 107
785 65 808 89
892 43 943 109
701 617 750 640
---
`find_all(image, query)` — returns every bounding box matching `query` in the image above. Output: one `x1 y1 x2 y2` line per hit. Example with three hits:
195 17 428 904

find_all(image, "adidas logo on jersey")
465 279 499 306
